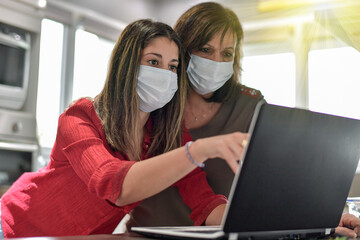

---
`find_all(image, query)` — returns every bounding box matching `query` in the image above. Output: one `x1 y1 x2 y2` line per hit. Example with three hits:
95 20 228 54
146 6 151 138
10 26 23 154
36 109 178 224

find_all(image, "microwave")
0 22 31 110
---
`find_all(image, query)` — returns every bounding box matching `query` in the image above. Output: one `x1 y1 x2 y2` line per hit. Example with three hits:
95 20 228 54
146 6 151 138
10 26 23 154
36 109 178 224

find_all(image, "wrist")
185 140 205 168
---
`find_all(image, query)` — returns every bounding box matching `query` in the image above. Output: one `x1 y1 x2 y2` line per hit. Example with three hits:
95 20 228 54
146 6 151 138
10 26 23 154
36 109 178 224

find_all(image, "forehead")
207 30 236 47
142 36 179 55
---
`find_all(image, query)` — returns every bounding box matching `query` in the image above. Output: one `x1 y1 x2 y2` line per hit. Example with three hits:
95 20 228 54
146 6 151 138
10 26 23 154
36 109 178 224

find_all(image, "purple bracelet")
185 141 205 168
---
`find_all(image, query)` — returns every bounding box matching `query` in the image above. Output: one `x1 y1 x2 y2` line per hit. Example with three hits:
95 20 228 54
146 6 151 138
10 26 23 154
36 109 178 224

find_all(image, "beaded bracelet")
185 141 205 168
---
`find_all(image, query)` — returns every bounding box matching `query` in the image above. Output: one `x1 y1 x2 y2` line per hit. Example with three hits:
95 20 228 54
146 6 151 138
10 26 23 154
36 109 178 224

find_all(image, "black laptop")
132 102 360 239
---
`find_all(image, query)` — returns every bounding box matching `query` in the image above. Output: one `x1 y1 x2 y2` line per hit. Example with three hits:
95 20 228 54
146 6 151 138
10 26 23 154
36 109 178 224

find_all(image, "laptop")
132 102 360 239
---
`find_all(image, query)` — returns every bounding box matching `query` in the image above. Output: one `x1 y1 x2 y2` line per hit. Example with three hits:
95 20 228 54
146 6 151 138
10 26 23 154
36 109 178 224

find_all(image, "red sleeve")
56 99 136 204
176 126 228 226
174 168 227 226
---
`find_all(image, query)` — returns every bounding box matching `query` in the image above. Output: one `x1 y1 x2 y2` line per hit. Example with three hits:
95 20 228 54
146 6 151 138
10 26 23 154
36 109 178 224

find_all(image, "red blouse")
1 98 227 238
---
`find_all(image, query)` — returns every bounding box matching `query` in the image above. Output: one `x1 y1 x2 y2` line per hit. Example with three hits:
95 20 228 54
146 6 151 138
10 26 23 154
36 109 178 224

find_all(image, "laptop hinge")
228 233 239 240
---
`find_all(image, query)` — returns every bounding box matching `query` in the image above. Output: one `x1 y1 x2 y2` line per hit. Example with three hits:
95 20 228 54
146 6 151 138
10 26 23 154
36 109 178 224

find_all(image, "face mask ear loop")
185 51 192 68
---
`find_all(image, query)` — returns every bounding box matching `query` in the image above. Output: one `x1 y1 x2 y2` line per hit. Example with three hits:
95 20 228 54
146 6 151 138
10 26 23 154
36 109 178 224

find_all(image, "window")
37 20 115 151
36 19 64 148
308 47 360 120
242 53 296 107
72 29 115 101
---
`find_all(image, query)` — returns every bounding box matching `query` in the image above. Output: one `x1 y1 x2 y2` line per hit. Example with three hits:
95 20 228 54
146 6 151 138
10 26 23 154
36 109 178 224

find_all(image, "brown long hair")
95 19 187 160
174 2 244 102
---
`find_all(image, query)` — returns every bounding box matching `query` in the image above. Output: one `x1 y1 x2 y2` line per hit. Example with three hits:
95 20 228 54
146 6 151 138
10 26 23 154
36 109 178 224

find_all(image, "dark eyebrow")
144 52 162 58
144 52 179 63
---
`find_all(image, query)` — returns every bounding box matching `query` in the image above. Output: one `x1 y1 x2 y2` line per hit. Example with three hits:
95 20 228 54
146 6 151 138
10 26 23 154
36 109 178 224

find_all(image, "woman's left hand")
335 213 360 238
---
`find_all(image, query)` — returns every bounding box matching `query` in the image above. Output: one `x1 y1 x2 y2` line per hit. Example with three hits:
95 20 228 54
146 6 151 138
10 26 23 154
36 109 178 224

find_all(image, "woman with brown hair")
127 1 263 230
0 19 247 238
127 2 360 238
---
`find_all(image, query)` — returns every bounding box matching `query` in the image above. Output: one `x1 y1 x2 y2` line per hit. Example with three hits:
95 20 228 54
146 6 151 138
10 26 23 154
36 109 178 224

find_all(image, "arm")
118 132 247 206
61 99 247 208
206 204 227 225
173 166 227 226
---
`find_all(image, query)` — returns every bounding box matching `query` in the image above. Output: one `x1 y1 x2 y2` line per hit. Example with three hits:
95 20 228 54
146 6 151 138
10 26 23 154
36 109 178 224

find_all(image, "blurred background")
0 0 359 197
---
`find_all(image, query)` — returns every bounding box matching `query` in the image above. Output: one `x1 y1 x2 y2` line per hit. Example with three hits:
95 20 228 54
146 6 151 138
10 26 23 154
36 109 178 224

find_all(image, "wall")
349 174 360 197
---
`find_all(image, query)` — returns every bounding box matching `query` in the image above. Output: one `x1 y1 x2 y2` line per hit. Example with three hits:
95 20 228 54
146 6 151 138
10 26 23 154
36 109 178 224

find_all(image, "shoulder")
238 84 263 99
55 98 104 148
63 98 96 118
59 98 100 129
68 97 95 112
225 84 265 120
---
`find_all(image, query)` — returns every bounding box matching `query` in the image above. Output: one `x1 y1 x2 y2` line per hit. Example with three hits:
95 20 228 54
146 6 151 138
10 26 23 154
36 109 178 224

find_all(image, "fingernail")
241 139 248 148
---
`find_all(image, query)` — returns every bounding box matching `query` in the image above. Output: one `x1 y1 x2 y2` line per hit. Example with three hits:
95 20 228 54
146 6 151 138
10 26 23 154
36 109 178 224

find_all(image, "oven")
0 22 31 110
0 108 38 197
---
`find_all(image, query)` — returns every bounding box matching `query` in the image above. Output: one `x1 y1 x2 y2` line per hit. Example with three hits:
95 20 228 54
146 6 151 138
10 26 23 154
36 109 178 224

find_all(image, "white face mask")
137 65 178 113
186 54 234 95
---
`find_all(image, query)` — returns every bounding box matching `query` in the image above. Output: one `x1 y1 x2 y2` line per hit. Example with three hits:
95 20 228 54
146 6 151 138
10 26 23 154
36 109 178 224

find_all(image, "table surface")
8 232 357 240
9 232 151 240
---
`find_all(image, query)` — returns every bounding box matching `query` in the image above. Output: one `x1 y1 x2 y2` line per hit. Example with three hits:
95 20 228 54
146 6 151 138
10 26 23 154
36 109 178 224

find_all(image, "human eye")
223 51 233 58
148 59 158 66
199 47 209 53
169 65 178 73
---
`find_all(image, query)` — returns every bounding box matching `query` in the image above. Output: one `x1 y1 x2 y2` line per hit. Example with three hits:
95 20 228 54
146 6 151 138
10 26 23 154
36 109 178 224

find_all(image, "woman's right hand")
188 132 248 173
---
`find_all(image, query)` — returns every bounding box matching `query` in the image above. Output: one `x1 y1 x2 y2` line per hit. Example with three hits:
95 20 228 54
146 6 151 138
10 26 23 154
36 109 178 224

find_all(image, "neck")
139 110 150 128
187 88 212 106
185 88 222 129
128 110 149 160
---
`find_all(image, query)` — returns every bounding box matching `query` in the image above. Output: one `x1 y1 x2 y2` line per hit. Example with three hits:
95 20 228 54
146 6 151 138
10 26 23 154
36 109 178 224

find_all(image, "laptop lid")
132 103 360 239
222 102 360 238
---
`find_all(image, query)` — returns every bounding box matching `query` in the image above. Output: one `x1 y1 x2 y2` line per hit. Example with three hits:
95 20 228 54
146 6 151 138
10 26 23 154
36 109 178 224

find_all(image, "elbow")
114 162 141 207
115 198 129 207
114 189 135 207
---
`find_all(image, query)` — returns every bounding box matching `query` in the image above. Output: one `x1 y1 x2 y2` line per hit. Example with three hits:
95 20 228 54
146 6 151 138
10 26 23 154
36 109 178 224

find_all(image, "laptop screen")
132 103 360 240
223 103 360 234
